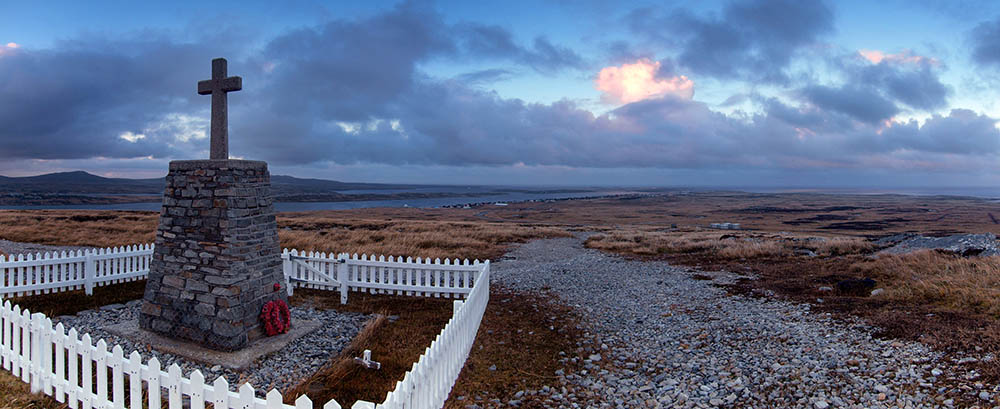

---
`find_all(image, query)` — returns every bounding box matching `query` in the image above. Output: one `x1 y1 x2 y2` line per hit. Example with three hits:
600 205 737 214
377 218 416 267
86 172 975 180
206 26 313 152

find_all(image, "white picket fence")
0 245 153 297
0 245 491 409
282 250 483 304
376 261 489 408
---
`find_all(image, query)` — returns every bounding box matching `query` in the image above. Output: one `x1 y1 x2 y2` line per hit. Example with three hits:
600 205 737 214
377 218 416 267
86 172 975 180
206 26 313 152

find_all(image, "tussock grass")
584 230 713 256
586 230 793 259
585 229 874 260
852 250 1000 317
806 237 875 256
716 240 791 259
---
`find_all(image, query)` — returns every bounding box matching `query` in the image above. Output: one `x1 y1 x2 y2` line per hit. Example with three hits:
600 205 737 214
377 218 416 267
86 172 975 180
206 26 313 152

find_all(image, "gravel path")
487 236 996 408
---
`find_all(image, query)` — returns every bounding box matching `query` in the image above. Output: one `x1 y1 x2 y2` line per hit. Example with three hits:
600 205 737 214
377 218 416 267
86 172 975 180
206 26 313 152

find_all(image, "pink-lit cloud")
0 42 17 57
858 49 937 65
595 59 694 104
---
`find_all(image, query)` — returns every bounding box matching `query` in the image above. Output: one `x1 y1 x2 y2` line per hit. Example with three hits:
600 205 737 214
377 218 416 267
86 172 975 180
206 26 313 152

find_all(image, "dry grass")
283 290 454 406
0 371 63 409
278 216 570 261
0 211 157 248
851 250 1000 317
804 236 876 256
584 230 712 256
285 286 582 408
583 228 1000 317
0 211 570 261
582 229 866 259
443 287 585 408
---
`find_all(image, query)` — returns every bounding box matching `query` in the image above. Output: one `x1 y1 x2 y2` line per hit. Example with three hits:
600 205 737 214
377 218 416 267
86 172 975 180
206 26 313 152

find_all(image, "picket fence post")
239 383 255 409
295 395 313 409
67 328 78 409
55 322 65 402
282 250 294 297
147 357 161 409
191 370 205 409
84 251 95 296
29 313 40 394
266 389 282 408
128 351 142 409
213 376 229 408
337 254 348 305
167 364 181 408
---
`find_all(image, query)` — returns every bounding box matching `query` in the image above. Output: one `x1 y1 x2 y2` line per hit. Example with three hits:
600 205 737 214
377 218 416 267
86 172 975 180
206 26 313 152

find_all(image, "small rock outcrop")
879 233 999 256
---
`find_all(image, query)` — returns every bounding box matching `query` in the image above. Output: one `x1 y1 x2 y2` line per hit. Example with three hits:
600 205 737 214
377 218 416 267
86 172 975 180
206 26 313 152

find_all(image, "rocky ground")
877 233 1000 256
482 236 998 409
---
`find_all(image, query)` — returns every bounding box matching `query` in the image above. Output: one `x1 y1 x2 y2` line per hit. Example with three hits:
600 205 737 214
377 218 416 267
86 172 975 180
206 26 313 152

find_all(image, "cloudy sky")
3 0 1000 187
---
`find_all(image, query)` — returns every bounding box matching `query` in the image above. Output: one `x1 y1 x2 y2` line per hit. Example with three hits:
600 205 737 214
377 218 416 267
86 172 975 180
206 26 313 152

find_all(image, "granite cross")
198 58 242 160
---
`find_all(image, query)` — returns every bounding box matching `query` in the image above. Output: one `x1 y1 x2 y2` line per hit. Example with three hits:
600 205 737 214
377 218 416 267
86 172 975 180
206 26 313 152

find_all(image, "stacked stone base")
140 160 287 351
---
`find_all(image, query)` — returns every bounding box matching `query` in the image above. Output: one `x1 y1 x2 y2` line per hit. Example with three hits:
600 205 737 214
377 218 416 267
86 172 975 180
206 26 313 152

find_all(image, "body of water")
0 190 626 212
735 186 1000 199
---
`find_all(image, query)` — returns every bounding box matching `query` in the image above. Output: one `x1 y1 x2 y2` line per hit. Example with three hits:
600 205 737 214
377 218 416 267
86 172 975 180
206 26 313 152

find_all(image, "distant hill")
0 171 419 195
268 175 417 195
0 171 163 194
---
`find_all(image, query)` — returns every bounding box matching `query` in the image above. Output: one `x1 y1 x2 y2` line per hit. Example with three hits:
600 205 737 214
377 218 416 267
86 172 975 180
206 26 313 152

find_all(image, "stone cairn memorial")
140 58 289 351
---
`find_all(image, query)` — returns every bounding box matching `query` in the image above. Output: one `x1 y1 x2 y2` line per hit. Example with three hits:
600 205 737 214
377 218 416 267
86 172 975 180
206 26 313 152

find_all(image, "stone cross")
198 58 242 160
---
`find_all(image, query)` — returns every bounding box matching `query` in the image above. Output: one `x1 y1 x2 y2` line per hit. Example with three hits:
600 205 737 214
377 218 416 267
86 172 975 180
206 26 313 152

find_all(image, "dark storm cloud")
0 38 220 160
969 17 1000 69
454 23 586 73
800 85 899 124
830 52 951 111
858 63 949 110
796 51 950 124
254 2 453 122
878 109 1000 155
970 16 1000 67
626 0 834 83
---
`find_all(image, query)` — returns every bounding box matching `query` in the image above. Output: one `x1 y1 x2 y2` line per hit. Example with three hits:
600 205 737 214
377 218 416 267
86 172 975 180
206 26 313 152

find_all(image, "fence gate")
284 254 348 304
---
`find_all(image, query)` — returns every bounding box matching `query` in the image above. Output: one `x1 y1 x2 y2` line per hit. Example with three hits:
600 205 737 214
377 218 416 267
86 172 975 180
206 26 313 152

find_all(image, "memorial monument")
139 58 288 351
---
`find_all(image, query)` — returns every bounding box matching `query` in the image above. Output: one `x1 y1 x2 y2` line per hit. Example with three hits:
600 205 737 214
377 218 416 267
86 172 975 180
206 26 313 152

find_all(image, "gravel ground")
484 236 998 409
55 303 369 396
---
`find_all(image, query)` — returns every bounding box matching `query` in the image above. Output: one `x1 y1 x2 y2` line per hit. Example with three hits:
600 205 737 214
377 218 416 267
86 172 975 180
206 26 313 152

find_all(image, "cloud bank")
0 0 996 185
